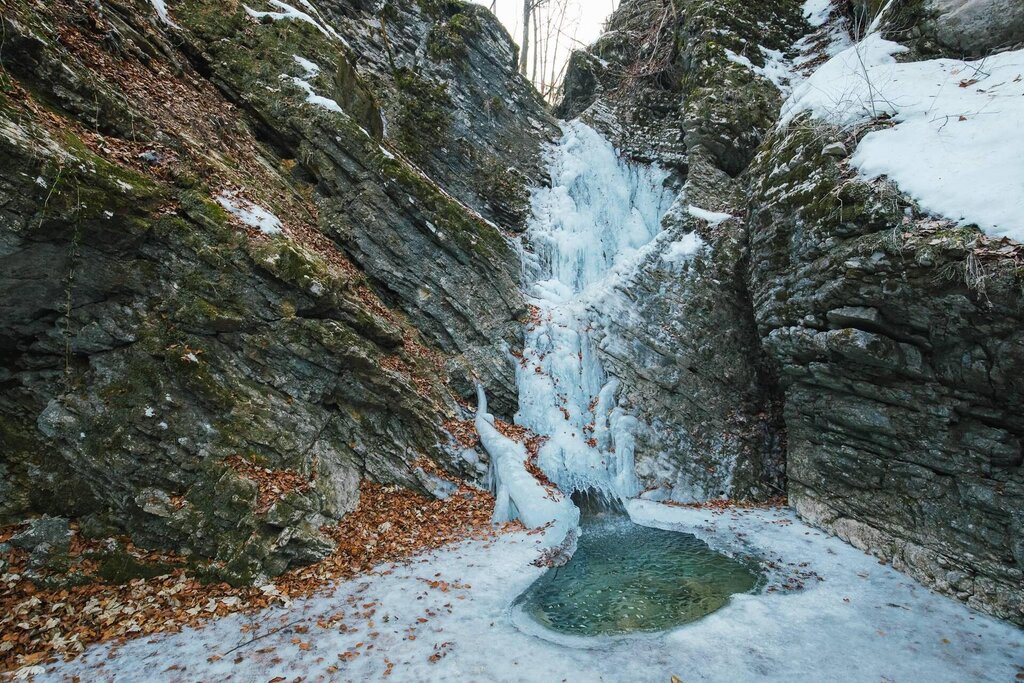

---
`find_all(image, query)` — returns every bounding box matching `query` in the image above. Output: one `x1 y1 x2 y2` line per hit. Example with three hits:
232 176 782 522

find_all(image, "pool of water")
514 517 760 636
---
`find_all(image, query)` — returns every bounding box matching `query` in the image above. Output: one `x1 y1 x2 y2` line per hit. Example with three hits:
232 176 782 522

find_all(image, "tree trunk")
531 4 540 84
519 0 530 76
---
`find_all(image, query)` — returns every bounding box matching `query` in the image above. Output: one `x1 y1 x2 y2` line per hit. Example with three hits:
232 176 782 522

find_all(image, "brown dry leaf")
0 478 517 673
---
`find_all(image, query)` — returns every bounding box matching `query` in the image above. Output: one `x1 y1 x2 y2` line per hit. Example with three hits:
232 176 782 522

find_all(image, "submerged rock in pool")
515 518 759 636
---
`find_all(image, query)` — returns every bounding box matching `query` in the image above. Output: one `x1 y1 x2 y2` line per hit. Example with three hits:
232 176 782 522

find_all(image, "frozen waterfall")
477 121 674 542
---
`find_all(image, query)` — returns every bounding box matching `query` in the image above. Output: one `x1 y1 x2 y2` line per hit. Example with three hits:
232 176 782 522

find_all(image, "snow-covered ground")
34 504 1022 682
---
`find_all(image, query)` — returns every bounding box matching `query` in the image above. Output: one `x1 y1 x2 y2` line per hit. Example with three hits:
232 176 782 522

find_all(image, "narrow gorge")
0 0 1021 680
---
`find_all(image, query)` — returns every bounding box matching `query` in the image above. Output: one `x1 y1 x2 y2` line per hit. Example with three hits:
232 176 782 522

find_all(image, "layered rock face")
0 0 549 583
561 0 1022 624
556 0 805 501
3 0 1021 628
748 122 1024 623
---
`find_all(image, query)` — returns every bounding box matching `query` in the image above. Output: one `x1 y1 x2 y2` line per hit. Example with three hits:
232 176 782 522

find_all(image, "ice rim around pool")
507 514 771 647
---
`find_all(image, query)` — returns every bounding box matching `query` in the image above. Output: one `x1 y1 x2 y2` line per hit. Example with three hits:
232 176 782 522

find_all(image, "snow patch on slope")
284 56 345 114
244 0 349 46
687 205 734 225
662 233 706 266
217 191 283 234
779 34 908 126
783 34 1024 240
802 0 833 27
724 47 795 92
723 0 853 96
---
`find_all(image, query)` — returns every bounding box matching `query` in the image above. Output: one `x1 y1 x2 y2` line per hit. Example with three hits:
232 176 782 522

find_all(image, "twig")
221 619 304 656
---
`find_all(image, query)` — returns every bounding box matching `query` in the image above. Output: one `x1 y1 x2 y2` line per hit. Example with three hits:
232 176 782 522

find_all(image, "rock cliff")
560 0 1023 624
0 0 552 584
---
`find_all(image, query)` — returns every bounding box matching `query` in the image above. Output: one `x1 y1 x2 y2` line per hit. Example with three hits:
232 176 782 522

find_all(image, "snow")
147 0 175 25
281 56 349 114
779 34 906 126
782 34 1024 240
284 75 344 114
244 0 347 45
508 121 673 502
39 505 1023 683
724 47 794 91
292 54 320 77
662 233 706 265
802 0 833 27
722 0 852 97
216 191 283 234
687 204 734 225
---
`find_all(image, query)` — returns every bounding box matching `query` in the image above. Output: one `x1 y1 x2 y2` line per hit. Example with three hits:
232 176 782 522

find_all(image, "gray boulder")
927 0 1024 57
822 142 849 158
11 516 72 569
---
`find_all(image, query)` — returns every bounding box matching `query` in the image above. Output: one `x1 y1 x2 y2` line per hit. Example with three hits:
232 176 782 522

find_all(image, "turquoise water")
516 518 760 636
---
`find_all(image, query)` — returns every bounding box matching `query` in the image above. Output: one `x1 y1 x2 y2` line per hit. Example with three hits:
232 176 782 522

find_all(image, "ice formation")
475 386 579 545
147 0 173 25
477 121 673 540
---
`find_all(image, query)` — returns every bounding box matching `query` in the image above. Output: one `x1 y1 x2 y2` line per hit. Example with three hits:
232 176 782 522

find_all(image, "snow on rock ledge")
782 33 1024 242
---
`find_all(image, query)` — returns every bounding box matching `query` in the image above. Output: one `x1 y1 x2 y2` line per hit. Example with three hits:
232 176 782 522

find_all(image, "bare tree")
519 0 551 76
546 0 573 99
512 0 620 99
